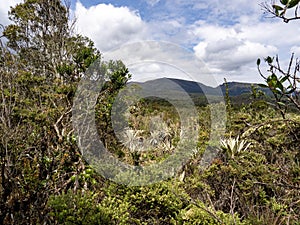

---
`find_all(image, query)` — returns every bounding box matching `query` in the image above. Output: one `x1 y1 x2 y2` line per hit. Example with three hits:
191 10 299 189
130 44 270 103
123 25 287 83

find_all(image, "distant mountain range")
129 77 271 97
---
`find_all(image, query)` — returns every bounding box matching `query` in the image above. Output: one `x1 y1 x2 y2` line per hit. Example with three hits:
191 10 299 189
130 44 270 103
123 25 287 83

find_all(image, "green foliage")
0 0 130 224
174 202 249 225
3 0 100 82
48 191 112 225
257 54 300 118
100 182 184 224
259 1 300 117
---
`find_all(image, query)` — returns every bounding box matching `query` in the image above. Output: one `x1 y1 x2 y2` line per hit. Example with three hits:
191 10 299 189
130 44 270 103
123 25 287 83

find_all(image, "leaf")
280 10 287 16
277 101 286 107
257 58 261 66
272 4 284 10
280 0 289 5
265 56 273 64
258 83 269 88
276 81 284 92
287 0 300 8
271 74 278 81
267 75 278 89
280 75 289 83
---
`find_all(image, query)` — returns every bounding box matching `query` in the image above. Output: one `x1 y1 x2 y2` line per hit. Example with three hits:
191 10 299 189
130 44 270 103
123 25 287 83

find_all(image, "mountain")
129 77 270 97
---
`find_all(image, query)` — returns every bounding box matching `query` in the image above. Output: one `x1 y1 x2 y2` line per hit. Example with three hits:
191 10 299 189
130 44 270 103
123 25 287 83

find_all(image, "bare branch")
287 53 295 75
53 108 72 142
260 1 300 23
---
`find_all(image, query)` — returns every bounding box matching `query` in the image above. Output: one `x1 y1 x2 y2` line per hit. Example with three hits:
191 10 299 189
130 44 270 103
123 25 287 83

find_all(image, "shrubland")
0 0 299 224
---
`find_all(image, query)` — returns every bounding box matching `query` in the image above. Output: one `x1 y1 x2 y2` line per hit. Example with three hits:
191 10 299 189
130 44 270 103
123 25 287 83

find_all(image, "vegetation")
0 0 299 224
259 0 300 118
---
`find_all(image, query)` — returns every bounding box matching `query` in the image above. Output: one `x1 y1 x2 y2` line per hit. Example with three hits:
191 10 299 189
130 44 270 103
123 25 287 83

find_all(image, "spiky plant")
220 136 251 159
121 129 142 152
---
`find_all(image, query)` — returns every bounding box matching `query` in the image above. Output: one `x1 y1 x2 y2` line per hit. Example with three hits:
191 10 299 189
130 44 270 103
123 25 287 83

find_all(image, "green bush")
174 202 249 225
100 182 184 224
48 191 112 225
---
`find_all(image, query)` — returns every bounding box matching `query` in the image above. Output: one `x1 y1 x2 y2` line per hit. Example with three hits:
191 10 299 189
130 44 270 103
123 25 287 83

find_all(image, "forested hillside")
0 0 299 224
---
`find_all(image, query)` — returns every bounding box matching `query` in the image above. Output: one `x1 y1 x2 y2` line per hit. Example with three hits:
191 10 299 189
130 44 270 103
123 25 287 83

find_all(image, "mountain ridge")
129 77 270 96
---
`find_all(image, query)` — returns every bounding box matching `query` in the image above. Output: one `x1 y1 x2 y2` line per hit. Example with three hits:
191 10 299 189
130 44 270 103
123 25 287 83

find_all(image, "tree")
3 0 100 82
0 0 130 224
258 0 300 118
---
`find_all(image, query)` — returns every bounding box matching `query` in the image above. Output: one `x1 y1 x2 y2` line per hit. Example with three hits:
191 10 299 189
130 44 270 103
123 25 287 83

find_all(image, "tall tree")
3 0 99 81
0 0 130 224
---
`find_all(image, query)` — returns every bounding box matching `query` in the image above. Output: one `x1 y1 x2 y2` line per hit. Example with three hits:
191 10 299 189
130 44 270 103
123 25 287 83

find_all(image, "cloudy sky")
1 0 300 85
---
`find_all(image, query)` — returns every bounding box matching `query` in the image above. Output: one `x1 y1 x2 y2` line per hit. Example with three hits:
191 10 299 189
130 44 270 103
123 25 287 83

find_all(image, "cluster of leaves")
48 190 112 225
257 55 300 118
259 0 300 119
261 0 300 23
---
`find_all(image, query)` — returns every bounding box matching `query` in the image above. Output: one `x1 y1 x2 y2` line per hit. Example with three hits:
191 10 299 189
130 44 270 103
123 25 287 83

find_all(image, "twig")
260 1 300 23
53 108 72 142
287 53 294 76
230 178 237 225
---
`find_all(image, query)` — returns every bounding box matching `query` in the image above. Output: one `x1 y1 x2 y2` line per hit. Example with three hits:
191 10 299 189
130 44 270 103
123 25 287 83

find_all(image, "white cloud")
73 0 298 85
145 0 161 7
190 18 300 83
103 41 217 86
2 0 298 85
202 39 277 71
237 22 300 48
146 18 187 43
74 1 147 52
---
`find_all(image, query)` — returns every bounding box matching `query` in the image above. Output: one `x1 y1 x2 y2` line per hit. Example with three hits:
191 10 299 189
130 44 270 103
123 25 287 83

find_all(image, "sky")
1 0 300 85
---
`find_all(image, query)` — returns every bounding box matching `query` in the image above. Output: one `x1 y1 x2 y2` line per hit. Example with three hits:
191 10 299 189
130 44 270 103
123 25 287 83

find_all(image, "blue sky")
1 0 300 85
